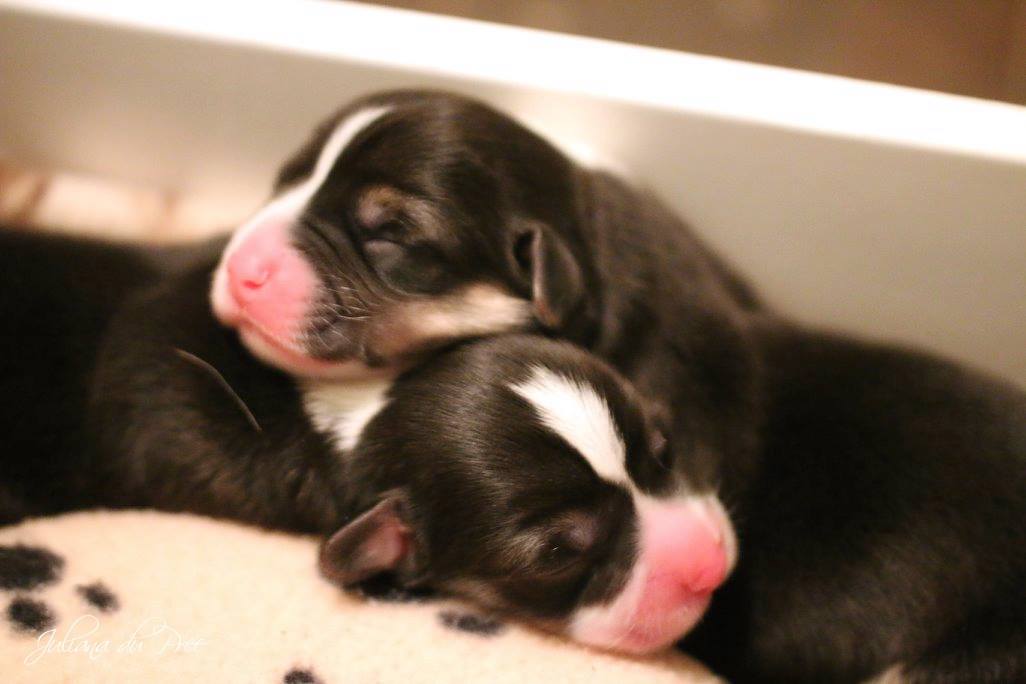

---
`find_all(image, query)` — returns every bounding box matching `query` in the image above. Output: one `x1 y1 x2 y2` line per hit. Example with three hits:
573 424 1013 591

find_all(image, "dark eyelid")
362 216 408 242
532 511 601 555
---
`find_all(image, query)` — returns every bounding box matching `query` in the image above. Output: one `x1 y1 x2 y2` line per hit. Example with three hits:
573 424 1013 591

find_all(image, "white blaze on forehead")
211 105 392 317
308 106 392 189
301 376 393 452
222 106 390 251
251 104 393 226
511 366 630 487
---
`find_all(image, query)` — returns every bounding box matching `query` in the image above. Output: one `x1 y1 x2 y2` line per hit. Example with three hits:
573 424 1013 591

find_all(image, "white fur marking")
511 367 629 486
227 105 391 253
309 107 392 189
211 106 392 315
302 377 393 452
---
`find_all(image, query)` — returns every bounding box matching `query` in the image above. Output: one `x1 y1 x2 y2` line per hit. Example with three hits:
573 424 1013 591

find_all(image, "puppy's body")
0 229 324 524
686 322 1026 683
0 230 168 518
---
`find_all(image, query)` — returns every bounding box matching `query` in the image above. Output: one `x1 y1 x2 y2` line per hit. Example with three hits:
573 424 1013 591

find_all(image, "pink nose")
638 500 729 598
221 220 318 342
227 246 278 305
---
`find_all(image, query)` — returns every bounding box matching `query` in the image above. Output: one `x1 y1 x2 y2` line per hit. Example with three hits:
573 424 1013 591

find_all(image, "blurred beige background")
360 0 1026 105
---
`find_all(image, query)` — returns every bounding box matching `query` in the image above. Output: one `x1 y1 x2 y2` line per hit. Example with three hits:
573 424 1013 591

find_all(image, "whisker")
173 348 263 433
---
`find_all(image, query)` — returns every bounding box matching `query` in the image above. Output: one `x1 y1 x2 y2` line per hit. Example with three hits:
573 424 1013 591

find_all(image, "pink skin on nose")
640 502 728 595
211 211 376 378
219 218 317 352
570 496 732 654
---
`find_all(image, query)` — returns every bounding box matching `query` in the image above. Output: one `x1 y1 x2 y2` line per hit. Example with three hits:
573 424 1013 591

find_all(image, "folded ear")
319 493 419 587
519 223 585 330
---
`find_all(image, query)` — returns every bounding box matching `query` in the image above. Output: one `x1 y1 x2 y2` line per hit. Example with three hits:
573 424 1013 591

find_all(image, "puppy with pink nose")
315 336 737 656
210 100 553 377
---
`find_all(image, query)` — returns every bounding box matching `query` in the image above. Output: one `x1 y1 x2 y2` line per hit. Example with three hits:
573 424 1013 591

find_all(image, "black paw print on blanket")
0 543 119 635
279 578 508 683
2 542 507 683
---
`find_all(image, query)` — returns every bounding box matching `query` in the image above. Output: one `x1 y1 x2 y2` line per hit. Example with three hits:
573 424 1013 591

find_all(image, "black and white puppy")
208 90 763 499
210 89 757 376
316 335 736 655
0 229 736 655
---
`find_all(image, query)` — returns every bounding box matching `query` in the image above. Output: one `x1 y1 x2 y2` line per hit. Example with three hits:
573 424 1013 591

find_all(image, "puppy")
211 90 758 374
316 333 737 654
0 228 737 655
208 90 763 493
310 315 1026 682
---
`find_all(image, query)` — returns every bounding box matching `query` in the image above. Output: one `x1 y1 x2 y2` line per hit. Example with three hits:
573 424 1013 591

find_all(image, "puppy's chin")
236 324 380 380
570 593 712 655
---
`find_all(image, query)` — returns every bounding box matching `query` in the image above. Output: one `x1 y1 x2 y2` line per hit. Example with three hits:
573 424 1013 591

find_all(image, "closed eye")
533 511 601 572
360 238 453 295
361 237 405 262
362 217 408 243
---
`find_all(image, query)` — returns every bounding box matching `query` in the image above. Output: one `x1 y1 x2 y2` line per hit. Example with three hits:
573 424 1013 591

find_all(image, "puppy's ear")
319 492 420 587
515 222 585 330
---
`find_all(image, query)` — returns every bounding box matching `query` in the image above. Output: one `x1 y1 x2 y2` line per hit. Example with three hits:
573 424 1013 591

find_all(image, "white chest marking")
511 366 629 487
301 377 393 453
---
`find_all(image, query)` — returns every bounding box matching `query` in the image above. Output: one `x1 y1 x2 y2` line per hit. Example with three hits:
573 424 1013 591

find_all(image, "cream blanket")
0 511 719 683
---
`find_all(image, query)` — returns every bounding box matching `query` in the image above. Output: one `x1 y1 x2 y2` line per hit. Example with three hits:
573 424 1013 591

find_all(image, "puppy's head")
318 336 736 654
211 91 591 378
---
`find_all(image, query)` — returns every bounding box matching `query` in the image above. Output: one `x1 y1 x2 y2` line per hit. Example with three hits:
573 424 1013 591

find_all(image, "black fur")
683 319 1026 683
0 229 227 523
87 258 346 532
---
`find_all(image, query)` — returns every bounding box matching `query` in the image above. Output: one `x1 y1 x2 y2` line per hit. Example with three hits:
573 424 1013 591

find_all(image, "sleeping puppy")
0 230 736 654
210 89 758 377
309 313 1026 683
207 90 764 494
315 333 736 655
